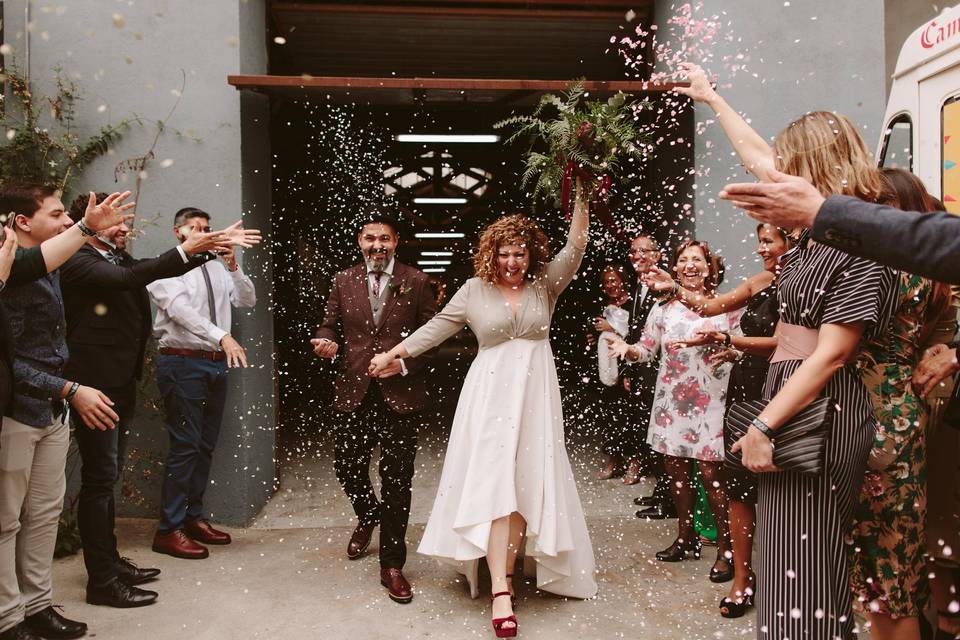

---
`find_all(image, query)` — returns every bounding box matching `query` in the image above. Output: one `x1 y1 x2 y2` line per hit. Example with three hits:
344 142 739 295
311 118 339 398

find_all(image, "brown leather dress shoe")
184 519 232 545
152 529 209 559
347 523 376 560
380 568 413 604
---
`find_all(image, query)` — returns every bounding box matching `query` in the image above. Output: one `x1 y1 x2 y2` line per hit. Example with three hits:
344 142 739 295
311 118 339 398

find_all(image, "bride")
369 180 597 637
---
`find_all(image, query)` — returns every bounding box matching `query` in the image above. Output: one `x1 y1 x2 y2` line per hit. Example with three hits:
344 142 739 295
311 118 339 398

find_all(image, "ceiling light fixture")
413 197 467 205
417 260 452 266
415 232 465 239
421 251 453 257
395 134 499 144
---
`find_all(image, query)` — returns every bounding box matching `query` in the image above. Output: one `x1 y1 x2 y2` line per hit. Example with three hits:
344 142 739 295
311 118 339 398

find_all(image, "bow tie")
104 250 123 265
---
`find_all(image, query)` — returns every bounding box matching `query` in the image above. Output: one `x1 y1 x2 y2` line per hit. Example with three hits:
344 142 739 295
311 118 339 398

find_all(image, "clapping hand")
914 343 960 397
83 191 136 231
708 348 741 371
604 335 632 360
220 221 262 249
671 330 724 350
643 266 676 293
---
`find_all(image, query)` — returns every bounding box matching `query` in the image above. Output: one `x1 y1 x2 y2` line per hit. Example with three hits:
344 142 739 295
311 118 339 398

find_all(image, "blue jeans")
156 355 228 532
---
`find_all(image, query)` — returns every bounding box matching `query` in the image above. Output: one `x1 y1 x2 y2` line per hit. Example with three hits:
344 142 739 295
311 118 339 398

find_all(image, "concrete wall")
2 0 275 525
653 0 889 285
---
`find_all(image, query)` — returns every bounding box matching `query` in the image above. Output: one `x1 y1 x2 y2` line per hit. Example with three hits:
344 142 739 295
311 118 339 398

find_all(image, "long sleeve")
13 359 66 401
402 275 439 375
7 247 47 287
402 279 471 358
629 302 664 364
814 195 960 284
542 240 586 300
228 267 257 308
315 275 343 344
148 277 228 346
60 247 205 290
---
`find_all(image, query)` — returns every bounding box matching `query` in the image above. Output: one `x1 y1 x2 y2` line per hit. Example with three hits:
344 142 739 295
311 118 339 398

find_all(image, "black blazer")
626 283 661 398
814 195 960 284
60 244 209 389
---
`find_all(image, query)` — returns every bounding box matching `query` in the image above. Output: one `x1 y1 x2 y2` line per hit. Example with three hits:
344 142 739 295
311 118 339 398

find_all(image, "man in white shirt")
146 207 257 560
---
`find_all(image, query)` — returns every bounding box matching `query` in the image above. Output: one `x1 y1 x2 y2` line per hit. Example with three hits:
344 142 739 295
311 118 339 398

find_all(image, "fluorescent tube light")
415 232 465 239
413 197 467 205
417 260 452 266
422 267 447 273
421 251 453 256
395 134 499 143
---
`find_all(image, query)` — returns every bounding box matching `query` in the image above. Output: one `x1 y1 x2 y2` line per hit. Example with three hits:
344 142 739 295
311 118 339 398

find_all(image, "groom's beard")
364 249 389 272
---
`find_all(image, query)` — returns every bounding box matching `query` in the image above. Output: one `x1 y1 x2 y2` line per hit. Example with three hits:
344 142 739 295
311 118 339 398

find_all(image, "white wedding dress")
401 239 597 599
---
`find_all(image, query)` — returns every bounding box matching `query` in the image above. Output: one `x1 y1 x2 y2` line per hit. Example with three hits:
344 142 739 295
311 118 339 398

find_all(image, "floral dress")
849 274 958 618
630 299 741 461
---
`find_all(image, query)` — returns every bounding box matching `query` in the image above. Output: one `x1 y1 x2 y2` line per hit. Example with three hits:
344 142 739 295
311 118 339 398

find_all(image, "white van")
879 3 960 213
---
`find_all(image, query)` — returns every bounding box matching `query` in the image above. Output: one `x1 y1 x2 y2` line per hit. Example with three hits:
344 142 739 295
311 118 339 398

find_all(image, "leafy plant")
0 61 138 192
494 81 654 209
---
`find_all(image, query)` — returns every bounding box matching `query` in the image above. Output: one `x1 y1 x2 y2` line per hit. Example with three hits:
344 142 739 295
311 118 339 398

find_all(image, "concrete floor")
50 421 803 639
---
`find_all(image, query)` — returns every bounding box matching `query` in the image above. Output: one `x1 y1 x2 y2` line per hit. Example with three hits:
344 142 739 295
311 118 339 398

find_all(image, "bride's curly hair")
473 214 551 284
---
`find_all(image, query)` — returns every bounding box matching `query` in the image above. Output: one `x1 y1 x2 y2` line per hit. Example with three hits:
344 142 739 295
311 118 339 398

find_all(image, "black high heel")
655 536 702 562
719 574 756 619
709 555 734 583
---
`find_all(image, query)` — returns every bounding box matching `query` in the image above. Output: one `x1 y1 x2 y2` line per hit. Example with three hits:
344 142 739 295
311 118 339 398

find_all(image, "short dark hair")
68 192 110 223
0 184 58 221
174 207 210 228
357 208 401 236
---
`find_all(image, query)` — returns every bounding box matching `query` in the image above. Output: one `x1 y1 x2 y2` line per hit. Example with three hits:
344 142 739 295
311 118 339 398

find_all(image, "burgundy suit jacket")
315 260 438 414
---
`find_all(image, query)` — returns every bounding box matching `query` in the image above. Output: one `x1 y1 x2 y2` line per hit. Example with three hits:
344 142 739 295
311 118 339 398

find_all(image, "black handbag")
724 397 836 475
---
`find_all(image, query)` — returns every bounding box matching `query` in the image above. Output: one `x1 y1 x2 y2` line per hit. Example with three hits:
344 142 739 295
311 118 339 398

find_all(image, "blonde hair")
473 214 550 284
773 111 884 202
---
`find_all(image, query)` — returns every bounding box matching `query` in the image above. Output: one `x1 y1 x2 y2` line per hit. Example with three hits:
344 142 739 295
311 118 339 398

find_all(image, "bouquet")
494 81 653 217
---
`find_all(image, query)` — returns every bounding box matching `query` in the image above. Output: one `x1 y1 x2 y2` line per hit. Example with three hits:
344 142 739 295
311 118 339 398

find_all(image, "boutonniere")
389 279 413 297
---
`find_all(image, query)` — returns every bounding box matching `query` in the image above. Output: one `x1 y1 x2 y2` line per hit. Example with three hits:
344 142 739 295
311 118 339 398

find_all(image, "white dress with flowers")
629 299 741 462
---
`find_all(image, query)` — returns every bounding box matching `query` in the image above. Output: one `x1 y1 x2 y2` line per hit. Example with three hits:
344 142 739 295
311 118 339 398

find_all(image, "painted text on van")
921 17 960 49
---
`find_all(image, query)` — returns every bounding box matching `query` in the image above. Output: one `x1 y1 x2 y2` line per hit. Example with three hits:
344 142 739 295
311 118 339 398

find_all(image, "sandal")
719 573 756 619
491 592 518 638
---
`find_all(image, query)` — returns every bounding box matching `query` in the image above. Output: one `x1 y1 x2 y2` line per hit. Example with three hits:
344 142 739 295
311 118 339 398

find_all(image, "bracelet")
76 218 96 237
722 332 733 346
751 417 774 439
672 280 681 297
65 382 80 404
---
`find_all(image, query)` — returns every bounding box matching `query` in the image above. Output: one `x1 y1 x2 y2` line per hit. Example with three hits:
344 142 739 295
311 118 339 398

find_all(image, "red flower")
662 357 689 385
672 378 710 417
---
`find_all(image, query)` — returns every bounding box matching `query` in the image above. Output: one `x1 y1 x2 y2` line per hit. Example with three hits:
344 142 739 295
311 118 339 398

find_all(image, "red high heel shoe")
491 592 518 638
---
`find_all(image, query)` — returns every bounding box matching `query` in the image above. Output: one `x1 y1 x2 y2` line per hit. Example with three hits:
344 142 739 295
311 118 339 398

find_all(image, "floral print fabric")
630 299 741 461
848 273 958 618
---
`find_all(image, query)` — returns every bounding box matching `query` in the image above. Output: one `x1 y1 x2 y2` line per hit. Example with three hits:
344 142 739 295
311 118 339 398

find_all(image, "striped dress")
757 231 897 640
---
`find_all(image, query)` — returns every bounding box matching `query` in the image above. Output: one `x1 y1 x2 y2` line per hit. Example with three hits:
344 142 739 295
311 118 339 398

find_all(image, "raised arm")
646 266 773 316
36 191 136 273
543 179 590 298
675 62 775 182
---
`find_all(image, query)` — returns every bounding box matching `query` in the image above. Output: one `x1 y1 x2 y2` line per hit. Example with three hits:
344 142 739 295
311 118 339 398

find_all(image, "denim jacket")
1 267 69 427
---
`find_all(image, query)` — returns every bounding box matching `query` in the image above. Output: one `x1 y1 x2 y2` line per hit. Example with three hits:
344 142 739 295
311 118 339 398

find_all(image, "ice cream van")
879 3 960 213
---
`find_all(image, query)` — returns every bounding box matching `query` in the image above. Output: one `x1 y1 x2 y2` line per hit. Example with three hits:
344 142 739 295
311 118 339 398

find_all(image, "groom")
312 210 437 604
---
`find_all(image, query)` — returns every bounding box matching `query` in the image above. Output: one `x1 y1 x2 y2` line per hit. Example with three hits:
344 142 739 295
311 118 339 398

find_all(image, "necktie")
200 263 218 325
371 271 381 298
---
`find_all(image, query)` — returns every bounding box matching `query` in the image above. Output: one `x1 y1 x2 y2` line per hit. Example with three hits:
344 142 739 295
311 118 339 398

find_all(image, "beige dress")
402 239 598 599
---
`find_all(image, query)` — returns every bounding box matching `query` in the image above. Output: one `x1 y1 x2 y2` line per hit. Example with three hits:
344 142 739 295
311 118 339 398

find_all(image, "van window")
879 114 913 170
943 97 960 213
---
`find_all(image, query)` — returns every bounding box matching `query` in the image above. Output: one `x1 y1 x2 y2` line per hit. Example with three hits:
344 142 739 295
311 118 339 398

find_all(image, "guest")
370 181 597 637
146 207 257 560
0 186 135 640
589 263 635 480
625 234 675 516
608 239 739 583
676 62 898 639
848 169 957 640
720 170 960 285
311 210 437 604
652 223 791 617
60 194 258 608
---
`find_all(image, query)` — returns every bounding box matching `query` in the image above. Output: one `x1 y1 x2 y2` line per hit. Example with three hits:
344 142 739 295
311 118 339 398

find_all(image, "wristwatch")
76 218 96 237
722 332 733 346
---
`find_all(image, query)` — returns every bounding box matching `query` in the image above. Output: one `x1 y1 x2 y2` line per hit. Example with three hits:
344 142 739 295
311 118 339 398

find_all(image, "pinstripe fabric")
756 232 897 640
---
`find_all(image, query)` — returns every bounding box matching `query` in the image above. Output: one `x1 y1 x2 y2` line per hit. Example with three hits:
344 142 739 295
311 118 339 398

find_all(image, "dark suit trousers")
74 380 136 585
334 383 419 570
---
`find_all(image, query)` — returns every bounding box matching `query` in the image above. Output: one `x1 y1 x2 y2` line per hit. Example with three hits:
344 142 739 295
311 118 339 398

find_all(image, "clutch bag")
724 397 835 475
